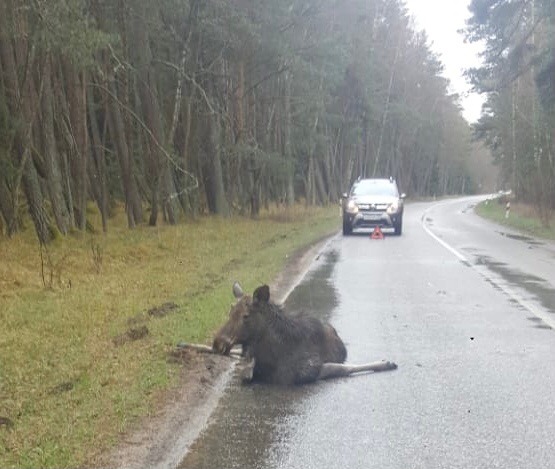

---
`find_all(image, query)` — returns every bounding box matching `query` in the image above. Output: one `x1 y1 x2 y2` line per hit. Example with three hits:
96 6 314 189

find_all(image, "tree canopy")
465 0 555 221
0 0 486 242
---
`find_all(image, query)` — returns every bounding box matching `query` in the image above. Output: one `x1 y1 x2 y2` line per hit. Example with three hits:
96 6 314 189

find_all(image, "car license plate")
363 213 382 220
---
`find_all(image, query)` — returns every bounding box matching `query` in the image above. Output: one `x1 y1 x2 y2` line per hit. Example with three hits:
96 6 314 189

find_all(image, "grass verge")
475 198 555 240
0 204 339 468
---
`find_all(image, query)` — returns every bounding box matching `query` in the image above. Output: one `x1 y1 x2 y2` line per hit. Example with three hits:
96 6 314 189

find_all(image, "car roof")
357 178 394 183
350 178 399 196
353 178 397 187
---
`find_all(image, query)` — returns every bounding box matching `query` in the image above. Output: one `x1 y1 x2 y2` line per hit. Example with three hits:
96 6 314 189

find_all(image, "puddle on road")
178 251 340 469
461 203 476 213
472 254 555 329
178 382 313 469
497 231 544 246
526 316 553 330
284 250 338 319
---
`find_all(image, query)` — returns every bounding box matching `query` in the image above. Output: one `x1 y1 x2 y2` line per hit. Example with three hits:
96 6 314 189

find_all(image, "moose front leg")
238 357 255 383
238 346 256 383
317 360 398 380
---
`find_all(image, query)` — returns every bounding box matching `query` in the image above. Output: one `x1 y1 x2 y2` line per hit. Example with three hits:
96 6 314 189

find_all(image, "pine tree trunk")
373 38 400 177
40 55 71 235
511 80 518 196
283 71 295 205
62 60 88 230
131 0 177 225
0 1 53 242
207 112 230 216
23 156 53 244
105 74 141 228
86 87 109 232
0 177 18 235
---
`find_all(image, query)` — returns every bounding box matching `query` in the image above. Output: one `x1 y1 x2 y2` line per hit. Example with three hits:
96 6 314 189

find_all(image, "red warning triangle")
370 226 384 239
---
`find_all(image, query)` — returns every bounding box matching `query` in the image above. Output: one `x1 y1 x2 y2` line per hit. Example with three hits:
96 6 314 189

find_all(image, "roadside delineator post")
370 226 384 240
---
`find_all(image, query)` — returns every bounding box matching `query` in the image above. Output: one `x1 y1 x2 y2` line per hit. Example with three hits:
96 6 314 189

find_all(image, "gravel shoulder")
95 234 335 469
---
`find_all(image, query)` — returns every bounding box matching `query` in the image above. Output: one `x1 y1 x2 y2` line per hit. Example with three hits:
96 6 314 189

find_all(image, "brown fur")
213 283 397 385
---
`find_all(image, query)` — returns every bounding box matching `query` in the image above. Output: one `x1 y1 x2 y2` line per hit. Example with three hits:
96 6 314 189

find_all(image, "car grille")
357 204 388 212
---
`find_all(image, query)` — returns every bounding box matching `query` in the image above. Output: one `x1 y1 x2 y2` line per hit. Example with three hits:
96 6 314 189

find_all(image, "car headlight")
387 201 399 214
346 200 358 214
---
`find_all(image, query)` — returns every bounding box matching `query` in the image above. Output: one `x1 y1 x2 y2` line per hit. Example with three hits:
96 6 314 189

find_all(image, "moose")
213 282 397 385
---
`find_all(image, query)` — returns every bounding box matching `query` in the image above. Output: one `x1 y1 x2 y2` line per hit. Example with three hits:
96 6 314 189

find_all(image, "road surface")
179 196 555 469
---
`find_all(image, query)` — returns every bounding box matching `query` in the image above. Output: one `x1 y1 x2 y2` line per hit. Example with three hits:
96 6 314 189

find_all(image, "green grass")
475 198 555 240
0 204 339 468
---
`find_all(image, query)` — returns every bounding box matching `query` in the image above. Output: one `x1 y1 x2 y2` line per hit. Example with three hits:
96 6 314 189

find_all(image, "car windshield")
351 180 398 197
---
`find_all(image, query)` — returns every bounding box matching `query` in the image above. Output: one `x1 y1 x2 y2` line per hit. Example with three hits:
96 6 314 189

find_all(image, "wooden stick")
176 342 242 357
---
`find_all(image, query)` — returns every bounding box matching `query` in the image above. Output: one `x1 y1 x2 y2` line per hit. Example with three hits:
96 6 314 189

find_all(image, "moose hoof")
239 359 255 383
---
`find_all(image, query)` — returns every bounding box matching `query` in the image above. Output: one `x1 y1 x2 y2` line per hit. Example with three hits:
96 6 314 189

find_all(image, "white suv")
341 178 405 235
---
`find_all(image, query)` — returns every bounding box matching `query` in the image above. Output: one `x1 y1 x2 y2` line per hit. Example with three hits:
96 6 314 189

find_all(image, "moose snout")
212 335 233 355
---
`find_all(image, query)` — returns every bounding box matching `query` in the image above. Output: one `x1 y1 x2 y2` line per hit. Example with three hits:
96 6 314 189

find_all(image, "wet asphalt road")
179 196 555 469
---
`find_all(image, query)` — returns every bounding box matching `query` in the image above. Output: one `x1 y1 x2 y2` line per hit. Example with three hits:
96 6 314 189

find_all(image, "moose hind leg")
318 360 397 380
292 357 323 385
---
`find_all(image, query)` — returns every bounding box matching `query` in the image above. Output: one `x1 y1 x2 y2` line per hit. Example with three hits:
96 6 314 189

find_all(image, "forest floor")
94 235 333 469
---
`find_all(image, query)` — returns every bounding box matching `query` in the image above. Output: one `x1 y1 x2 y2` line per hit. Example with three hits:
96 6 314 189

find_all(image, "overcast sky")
404 0 485 123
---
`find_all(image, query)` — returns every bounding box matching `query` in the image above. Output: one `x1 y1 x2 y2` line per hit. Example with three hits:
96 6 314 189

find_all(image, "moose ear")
253 285 270 303
232 281 244 299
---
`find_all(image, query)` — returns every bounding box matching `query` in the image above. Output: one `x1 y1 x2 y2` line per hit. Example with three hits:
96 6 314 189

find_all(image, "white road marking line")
421 207 467 262
421 203 555 330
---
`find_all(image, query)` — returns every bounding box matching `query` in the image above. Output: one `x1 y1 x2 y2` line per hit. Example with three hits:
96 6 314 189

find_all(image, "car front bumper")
345 211 401 229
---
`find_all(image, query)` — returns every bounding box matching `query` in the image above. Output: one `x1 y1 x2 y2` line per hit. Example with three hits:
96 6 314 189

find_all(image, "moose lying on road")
213 282 397 385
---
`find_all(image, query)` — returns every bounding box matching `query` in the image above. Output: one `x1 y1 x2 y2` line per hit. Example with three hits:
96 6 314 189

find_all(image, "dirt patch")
0 417 14 430
113 325 150 347
148 302 179 318
49 380 75 395
95 234 335 469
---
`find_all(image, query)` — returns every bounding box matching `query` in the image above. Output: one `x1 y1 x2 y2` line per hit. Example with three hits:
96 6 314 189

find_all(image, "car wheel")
393 219 402 236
